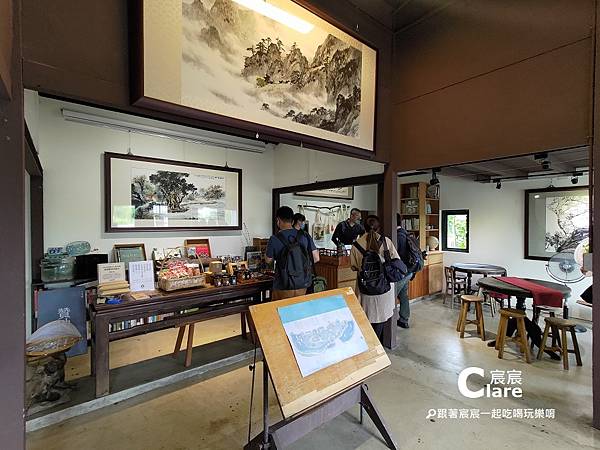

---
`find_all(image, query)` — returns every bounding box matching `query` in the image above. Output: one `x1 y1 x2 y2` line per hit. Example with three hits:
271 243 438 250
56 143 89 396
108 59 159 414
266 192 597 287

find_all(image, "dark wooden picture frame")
105 152 242 232
524 186 589 261
294 186 354 200
129 0 378 157
441 209 470 253
114 243 147 265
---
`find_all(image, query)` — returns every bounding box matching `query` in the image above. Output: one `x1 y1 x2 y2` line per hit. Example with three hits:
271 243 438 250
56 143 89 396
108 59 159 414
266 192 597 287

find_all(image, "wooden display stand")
313 249 357 290
246 288 397 449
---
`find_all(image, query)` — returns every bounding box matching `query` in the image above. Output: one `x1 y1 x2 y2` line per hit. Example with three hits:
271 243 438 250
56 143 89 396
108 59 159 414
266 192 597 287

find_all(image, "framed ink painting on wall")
105 153 242 232
525 187 589 260
132 0 377 153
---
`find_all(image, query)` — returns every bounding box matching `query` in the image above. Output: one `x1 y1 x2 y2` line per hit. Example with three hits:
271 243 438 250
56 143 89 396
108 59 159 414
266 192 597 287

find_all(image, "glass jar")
41 254 76 282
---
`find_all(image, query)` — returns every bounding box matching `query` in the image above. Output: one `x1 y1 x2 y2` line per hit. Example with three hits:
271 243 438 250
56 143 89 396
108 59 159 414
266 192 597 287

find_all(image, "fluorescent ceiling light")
232 0 314 34
61 109 265 154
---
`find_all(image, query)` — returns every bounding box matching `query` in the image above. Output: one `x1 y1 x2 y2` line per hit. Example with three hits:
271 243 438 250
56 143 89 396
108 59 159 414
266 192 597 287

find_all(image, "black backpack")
381 236 408 282
399 228 425 273
353 238 391 296
275 230 313 290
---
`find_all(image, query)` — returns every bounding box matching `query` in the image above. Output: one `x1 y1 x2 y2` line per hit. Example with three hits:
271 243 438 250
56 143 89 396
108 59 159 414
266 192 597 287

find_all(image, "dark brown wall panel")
394 0 593 103
0 0 13 99
392 39 591 171
0 0 25 447
22 0 392 162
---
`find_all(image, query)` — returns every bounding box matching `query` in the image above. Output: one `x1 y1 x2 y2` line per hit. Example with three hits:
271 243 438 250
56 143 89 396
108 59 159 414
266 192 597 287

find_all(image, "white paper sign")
277 295 368 377
97 263 126 284
128 260 155 292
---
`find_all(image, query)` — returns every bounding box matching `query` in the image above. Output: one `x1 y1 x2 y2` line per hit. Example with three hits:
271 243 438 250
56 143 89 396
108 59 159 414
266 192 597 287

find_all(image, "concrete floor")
27 297 600 449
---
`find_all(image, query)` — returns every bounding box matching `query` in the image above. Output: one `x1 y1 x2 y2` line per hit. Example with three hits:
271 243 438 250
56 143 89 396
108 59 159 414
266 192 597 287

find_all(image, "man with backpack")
395 214 425 329
265 207 320 300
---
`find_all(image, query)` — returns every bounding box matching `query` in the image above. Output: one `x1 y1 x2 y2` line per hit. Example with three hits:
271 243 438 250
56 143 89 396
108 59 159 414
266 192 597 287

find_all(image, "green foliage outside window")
444 211 468 251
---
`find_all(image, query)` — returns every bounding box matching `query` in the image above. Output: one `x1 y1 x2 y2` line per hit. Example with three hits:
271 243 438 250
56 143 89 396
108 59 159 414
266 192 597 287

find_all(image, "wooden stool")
537 317 582 370
456 295 486 340
173 323 195 367
495 308 530 363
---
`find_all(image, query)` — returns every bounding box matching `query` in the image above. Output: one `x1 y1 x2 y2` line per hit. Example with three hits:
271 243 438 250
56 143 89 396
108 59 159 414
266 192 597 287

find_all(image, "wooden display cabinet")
314 249 357 290
399 180 442 300
407 251 444 300
399 181 440 251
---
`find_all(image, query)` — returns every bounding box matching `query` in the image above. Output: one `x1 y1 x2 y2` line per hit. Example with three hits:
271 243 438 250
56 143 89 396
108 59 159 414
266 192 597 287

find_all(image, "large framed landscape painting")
105 153 242 232
525 187 589 260
132 0 377 152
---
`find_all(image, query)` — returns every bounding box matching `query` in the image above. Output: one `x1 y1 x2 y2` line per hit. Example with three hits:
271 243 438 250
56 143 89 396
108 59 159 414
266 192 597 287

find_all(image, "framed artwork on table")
525 186 589 260
184 238 212 259
114 243 147 265
105 153 242 232
246 251 263 270
295 186 354 200
131 0 377 153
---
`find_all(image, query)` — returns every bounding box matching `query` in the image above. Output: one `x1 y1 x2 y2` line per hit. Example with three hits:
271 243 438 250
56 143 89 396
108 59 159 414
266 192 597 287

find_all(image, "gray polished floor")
27 297 599 450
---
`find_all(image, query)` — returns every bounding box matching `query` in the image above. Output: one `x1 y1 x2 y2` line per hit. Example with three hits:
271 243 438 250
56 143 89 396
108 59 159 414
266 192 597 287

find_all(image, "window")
442 210 469 252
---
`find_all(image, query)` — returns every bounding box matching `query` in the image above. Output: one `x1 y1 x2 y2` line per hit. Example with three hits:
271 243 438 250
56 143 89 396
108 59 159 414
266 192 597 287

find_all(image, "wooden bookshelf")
399 181 443 299
399 181 440 251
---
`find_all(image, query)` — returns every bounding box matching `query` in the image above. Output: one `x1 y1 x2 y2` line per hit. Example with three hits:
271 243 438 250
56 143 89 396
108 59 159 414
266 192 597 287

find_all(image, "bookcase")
399 181 440 251
399 181 443 299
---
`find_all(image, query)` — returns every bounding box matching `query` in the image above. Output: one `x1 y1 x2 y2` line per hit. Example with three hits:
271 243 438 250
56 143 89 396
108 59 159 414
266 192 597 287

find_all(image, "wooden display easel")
245 288 398 449
245 362 398 449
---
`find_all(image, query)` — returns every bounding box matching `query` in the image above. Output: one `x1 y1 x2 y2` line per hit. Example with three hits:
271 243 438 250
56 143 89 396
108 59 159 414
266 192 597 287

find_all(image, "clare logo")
458 367 523 399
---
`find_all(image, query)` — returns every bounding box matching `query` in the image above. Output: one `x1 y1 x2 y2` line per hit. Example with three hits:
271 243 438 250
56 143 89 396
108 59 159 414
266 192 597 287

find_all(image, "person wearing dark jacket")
395 214 412 328
332 208 365 246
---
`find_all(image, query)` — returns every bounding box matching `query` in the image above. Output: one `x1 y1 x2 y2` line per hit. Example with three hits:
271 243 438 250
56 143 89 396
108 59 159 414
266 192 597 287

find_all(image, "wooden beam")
0 0 25 447
0 0 12 100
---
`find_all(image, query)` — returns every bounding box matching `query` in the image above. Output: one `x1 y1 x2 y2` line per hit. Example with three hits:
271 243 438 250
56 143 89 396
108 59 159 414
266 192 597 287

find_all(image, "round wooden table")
477 277 571 318
451 263 507 294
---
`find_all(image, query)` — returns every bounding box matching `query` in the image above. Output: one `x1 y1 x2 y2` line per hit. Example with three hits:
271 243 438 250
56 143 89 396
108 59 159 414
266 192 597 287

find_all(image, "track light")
430 168 440 186
571 174 579 184
495 179 502 190
541 159 551 170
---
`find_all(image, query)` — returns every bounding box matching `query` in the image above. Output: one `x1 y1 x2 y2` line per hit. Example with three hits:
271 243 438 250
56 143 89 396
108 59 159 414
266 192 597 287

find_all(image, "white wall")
32 97 383 262
37 97 275 258
24 89 40 150
273 143 384 187
280 184 378 248
398 173 592 320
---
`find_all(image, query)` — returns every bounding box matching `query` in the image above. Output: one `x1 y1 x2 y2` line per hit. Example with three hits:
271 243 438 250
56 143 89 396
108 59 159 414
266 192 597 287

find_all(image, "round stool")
537 317 582 370
456 295 485 340
496 308 530 363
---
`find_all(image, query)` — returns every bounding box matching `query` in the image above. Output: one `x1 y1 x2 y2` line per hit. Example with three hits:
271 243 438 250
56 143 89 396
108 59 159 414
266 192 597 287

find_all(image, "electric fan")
546 251 587 332
546 251 585 284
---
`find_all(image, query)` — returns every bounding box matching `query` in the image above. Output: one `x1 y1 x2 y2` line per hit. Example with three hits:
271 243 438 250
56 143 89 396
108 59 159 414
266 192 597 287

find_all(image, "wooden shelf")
400 181 441 251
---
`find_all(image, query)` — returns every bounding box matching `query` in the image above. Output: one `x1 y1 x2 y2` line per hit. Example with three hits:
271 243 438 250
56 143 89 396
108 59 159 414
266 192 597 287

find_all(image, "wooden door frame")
272 173 385 234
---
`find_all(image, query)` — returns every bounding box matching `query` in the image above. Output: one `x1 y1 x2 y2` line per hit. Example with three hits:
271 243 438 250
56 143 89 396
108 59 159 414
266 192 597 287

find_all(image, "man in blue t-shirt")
266 206 319 300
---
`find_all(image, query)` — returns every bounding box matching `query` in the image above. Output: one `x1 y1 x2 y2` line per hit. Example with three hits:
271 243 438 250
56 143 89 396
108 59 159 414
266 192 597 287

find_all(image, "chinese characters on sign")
426 408 556 420
428 367 557 421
